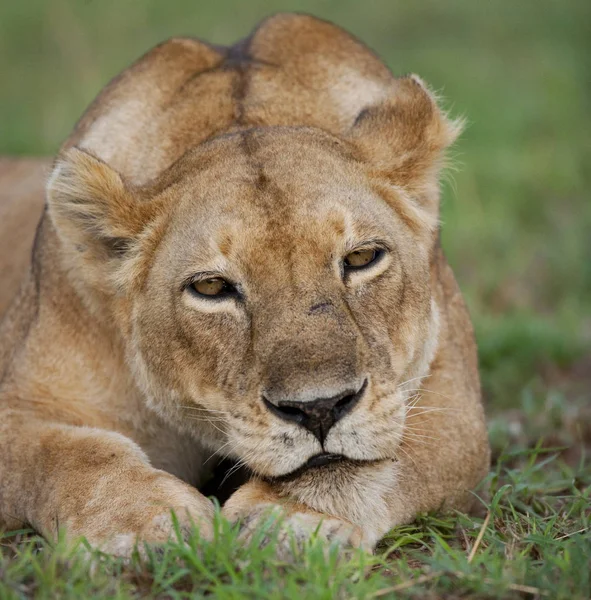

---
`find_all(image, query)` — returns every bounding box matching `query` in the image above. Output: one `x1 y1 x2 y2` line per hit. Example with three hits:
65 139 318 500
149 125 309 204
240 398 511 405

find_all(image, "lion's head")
46 14 461 479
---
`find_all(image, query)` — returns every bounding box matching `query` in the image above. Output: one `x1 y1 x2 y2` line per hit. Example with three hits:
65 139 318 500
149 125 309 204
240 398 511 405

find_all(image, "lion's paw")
228 504 371 559
81 475 215 558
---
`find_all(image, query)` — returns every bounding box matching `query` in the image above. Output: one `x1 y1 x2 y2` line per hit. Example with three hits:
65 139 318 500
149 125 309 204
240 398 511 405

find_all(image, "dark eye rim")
343 247 386 272
182 274 240 300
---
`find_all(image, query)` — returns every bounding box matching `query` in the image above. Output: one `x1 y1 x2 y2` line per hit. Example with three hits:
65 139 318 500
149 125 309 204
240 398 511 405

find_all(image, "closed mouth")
266 453 383 482
304 452 346 469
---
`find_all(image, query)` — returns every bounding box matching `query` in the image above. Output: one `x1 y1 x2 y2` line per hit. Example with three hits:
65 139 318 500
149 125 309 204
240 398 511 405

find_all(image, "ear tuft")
406 74 465 146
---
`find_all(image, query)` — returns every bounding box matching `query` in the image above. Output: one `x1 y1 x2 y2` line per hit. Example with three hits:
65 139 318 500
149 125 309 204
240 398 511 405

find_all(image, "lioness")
0 14 490 555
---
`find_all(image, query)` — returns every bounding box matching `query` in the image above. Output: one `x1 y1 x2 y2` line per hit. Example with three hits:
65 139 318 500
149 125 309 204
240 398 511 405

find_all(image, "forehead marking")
238 130 286 225
308 301 333 315
218 232 233 258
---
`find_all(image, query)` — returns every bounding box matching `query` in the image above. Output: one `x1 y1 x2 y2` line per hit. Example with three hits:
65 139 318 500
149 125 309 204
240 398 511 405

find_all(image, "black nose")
262 380 367 444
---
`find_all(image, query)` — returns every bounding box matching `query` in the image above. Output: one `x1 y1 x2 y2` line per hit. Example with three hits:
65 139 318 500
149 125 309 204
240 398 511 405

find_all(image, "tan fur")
0 14 489 555
0 158 48 318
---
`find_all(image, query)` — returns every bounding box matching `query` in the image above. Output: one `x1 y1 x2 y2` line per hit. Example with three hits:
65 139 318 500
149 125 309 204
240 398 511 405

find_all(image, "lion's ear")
347 75 463 218
47 148 147 259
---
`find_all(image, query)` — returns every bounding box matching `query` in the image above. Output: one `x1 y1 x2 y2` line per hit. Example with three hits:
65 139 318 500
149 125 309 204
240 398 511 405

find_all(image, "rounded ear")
47 147 149 259
346 75 464 218
46 147 166 295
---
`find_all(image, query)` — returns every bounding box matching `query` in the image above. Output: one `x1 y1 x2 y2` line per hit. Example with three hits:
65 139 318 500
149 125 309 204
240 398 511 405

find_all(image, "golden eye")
344 249 379 269
191 277 232 297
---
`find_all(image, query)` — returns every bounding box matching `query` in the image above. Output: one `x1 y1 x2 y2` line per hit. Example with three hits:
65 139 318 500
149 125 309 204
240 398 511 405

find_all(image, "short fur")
0 14 489 554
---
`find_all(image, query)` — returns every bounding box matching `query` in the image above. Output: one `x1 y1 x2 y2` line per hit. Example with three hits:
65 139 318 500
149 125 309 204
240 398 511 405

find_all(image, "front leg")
0 410 215 556
222 479 372 554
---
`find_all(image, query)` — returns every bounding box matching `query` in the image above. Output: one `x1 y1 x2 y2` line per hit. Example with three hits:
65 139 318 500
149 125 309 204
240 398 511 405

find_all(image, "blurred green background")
1 0 590 413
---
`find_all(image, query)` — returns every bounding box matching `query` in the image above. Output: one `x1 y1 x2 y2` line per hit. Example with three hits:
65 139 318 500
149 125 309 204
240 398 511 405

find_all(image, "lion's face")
114 128 437 478
48 71 457 479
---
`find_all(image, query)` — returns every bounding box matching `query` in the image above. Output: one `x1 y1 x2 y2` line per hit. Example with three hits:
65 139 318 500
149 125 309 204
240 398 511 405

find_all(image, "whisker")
400 388 456 403
218 440 267 487
209 422 228 436
180 406 230 415
404 394 423 410
185 417 228 436
182 415 228 423
397 373 433 389
219 467 241 489
405 407 458 418
182 415 227 424
203 439 237 465
405 405 456 411
402 431 439 442
394 441 420 470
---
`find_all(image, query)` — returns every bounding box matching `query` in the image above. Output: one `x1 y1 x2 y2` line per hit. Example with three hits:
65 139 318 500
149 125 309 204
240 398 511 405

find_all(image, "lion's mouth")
267 453 383 482
304 452 346 469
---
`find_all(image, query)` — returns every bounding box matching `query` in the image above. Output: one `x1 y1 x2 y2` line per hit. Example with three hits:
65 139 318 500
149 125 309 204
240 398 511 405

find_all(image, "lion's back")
63 14 393 184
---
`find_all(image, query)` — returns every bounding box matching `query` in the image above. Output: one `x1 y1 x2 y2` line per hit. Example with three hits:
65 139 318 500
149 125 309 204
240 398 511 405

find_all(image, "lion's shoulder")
0 157 49 320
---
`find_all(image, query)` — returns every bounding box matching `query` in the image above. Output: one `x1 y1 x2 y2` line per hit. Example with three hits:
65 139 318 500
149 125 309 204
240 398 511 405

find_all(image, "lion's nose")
262 380 367 445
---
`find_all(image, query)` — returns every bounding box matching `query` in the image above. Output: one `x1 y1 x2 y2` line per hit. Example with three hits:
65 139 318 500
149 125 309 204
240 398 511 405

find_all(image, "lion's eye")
191 277 234 297
344 249 380 269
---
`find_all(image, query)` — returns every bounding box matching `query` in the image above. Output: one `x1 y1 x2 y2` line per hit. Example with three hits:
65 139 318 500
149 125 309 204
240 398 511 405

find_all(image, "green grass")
2 444 589 599
1 0 590 598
